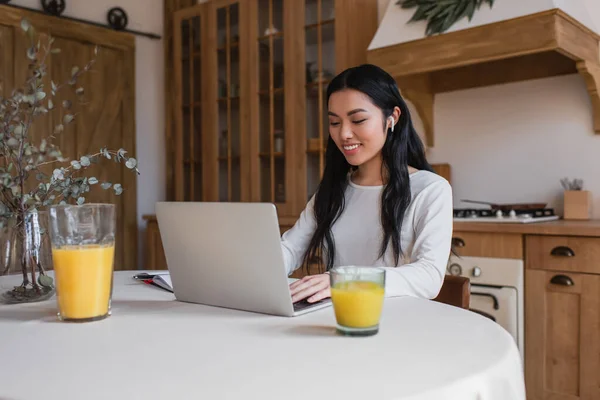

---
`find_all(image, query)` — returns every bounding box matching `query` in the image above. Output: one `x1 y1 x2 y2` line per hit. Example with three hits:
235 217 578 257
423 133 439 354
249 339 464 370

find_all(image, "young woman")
281 64 453 304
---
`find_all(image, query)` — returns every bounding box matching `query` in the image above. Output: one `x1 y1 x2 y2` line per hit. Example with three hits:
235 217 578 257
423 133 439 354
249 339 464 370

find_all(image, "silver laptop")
155 202 331 317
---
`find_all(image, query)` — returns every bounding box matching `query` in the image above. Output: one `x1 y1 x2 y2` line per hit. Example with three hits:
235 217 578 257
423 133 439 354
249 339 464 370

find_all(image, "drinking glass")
48 204 116 322
329 266 386 336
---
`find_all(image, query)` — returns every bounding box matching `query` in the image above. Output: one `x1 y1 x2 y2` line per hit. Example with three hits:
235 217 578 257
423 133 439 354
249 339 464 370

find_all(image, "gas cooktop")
453 208 560 224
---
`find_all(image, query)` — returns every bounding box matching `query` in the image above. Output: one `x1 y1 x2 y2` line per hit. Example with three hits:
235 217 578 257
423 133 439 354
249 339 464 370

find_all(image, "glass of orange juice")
330 266 386 336
48 204 116 322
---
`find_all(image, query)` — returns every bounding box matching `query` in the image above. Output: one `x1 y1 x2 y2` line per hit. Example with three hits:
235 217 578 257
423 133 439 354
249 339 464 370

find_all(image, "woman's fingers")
289 275 320 294
289 274 330 303
307 287 331 303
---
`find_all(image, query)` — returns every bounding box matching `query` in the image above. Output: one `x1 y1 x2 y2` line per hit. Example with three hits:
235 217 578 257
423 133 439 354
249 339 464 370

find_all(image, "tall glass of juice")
330 266 386 336
48 204 115 322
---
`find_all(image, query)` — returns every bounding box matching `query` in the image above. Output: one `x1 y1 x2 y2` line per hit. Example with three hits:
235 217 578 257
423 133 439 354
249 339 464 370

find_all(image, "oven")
446 255 524 359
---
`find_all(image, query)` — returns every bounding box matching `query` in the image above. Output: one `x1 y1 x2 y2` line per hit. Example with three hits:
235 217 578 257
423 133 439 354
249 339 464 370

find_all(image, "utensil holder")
563 190 592 220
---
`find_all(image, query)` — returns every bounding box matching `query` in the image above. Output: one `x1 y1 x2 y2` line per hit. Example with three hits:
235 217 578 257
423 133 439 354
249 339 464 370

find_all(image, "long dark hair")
303 64 433 272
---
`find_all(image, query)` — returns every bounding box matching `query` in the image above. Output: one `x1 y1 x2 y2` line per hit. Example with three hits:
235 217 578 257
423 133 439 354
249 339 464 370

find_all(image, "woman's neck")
352 156 384 186
351 161 420 186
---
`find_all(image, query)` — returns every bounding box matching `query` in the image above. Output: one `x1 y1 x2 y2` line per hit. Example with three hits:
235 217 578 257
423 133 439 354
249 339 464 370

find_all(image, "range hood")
367 0 600 146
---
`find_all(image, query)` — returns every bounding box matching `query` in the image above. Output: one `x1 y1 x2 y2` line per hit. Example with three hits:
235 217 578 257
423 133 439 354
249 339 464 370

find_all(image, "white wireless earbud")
389 116 395 132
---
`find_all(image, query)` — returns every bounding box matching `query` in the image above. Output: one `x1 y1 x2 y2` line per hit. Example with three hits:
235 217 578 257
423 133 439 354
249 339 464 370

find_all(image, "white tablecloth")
0 271 525 400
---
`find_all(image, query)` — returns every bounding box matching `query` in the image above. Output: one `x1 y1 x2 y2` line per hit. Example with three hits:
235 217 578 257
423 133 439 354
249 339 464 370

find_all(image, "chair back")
434 275 470 309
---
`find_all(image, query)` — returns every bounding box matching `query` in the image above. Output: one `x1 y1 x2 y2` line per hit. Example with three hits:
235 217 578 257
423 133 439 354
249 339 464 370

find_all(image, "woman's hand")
289 274 331 303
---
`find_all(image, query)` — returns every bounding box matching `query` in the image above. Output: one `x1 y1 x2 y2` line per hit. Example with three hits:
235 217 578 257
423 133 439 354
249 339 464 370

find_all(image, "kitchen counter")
453 219 600 237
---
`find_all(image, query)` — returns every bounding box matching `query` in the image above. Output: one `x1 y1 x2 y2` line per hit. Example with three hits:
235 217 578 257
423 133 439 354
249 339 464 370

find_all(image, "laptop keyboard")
293 298 330 312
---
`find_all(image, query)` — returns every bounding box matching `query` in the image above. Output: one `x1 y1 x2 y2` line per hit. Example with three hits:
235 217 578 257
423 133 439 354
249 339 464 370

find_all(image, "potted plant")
0 19 139 304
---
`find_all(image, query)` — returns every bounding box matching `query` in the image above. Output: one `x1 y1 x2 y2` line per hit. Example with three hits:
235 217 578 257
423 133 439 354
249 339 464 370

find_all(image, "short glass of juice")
48 204 116 322
330 266 386 336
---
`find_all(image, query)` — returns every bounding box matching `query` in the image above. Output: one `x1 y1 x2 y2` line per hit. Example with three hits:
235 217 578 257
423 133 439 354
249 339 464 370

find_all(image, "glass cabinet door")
215 1 243 202
305 0 335 200
173 7 206 201
249 0 295 216
258 0 285 205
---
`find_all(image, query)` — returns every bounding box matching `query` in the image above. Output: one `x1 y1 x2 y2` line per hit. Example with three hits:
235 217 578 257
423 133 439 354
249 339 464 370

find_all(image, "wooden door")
0 25 12 97
0 6 137 270
248 0 300 218
526 270 600 400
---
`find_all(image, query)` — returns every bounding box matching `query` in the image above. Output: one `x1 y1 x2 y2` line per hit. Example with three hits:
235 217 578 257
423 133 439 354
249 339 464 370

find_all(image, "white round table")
0 271 525 400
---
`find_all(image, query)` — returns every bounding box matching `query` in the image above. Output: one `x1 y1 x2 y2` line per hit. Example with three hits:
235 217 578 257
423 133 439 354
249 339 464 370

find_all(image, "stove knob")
472 266 481 277
448 263 462 276
509 210 516 218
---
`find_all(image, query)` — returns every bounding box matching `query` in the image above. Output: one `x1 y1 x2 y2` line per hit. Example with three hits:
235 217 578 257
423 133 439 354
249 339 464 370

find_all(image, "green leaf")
88 177 98 185
113 184 123 195
53 169 64 180
71 66 79 77
47 99 54 110
38 275 54 288
70 160 81 170
51 48 61 54
125 158 137 169
14 124 23 135
77 197 85 205
7 138 19 148
51 81 58 92
63 114 74 124
62 100 72 109
101 182 112 190
80 156 90 167
76 87 84 96
21 19 31 32
54 124 64 135
27 46 36 61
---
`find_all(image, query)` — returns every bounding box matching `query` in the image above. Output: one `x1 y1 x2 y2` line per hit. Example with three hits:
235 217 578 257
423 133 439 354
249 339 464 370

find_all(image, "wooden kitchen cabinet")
451 231 523 259
170 0 378 219
525 269 600 400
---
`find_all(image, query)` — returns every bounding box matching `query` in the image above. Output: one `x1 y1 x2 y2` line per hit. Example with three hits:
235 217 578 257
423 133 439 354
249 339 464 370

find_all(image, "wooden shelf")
305 19 335 30
217 96 240 103
218 155 241 161
217 42 239 51
367 9 600 147
258 87 284 96
259 152 285 158
258 31 283 42
306 80 330 89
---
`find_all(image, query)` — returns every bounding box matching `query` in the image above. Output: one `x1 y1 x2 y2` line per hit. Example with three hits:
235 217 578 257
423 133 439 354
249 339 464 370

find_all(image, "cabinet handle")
452 237 465 248
550 274 574 286
550 246 575 257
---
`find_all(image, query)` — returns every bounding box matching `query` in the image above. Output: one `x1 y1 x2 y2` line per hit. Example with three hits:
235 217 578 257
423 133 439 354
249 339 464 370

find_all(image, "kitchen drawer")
526 235 600 274
451 231 523 259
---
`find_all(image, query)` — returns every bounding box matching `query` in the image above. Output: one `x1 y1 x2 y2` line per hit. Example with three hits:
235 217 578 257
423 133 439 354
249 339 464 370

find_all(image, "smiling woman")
282 64 453 304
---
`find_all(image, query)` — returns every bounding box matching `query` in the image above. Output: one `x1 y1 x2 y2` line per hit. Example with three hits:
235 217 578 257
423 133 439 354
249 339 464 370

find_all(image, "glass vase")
0 211 55 304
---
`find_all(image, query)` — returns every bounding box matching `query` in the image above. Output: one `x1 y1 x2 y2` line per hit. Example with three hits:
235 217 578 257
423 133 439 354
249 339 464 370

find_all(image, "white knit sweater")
280 170 453 299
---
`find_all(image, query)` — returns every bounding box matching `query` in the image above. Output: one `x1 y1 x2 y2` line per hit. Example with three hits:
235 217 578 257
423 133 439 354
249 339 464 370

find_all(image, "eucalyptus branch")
0 18 139 299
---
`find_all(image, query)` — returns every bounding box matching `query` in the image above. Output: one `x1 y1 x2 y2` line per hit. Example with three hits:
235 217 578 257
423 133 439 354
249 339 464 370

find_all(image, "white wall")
9 0 164 267
377 0 600 217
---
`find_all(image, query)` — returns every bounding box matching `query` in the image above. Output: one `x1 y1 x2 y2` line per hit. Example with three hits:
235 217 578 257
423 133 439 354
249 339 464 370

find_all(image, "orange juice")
53 244 115 321
330 281 385 328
